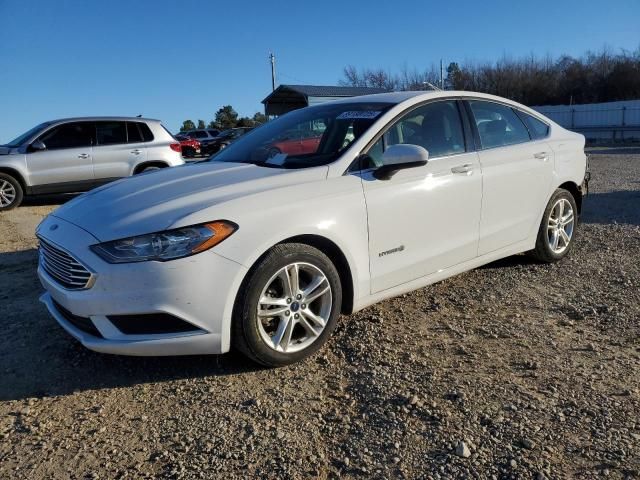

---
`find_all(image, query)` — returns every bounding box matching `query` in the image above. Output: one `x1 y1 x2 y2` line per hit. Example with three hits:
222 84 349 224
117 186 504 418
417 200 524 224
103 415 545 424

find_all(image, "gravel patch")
1 150 638 479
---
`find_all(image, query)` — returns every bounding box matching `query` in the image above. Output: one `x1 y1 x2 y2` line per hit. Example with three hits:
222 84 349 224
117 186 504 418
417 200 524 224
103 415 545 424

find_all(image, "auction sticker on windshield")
336 111 382 120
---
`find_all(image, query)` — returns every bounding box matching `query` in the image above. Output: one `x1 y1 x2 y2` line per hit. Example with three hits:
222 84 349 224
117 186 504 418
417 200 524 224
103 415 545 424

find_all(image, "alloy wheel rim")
547 198 574 254
0 180 16 207
257 262 332 353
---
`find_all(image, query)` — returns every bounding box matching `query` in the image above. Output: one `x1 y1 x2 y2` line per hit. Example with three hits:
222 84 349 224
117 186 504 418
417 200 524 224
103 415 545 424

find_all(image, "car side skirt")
353 237 534 313
26 178 121 195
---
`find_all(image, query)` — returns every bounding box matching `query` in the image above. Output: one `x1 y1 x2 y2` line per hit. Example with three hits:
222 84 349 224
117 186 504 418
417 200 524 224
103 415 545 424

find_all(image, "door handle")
77 153 90 159
131 149 141 154
534 152 548 160
451 164 473 175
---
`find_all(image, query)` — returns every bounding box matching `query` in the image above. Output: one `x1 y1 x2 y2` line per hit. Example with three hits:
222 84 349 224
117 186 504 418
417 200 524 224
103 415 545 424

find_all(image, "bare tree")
341 46 640 105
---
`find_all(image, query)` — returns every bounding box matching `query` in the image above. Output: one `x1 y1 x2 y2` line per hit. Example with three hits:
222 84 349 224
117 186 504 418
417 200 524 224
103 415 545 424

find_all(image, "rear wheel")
530 188 578 263
232 243 342 367
0 173 23 211
138 164 165 174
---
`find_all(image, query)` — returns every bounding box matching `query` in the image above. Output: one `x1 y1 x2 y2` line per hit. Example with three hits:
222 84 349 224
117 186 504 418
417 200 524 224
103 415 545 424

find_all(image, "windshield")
211 102 393 169
5 122 52 147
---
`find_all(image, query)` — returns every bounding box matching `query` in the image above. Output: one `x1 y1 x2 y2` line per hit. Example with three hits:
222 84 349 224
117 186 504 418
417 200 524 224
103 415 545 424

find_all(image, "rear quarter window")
517 111 550 140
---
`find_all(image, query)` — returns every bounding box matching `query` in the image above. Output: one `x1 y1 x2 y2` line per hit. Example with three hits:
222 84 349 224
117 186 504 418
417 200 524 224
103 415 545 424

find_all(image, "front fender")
210 175 371 351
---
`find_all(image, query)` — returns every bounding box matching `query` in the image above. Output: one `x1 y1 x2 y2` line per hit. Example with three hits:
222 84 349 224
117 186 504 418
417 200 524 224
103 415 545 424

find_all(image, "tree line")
180 105 267 132
339 46 640 106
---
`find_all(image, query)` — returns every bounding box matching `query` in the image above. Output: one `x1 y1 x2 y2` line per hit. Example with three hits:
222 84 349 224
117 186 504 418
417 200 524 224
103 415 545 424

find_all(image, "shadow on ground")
0 249 260 402
587 146 640 155
582 190 640 226
21 193 79 207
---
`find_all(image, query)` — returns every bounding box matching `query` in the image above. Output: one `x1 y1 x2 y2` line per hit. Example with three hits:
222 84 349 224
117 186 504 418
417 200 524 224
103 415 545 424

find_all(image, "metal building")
533 99 640 143
261 84 389 117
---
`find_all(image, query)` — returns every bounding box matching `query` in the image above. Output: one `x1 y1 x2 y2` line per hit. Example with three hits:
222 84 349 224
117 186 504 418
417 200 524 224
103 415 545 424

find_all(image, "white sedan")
37 91 589 366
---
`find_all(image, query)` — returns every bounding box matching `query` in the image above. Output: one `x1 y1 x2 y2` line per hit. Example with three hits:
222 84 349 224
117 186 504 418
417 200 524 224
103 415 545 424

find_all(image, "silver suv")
0 117 185 210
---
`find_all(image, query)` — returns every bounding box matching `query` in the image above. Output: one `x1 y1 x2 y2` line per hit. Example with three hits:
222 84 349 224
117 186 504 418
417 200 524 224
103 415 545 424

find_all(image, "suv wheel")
0 173 24 211
233 243 342 367
139 165 165 174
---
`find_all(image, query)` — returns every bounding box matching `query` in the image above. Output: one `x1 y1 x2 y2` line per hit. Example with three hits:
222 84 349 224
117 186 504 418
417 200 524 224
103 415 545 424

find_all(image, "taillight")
170 143 182 152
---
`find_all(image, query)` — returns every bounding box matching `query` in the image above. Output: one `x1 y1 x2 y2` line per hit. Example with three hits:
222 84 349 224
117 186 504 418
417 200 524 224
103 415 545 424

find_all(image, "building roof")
262 84 389 104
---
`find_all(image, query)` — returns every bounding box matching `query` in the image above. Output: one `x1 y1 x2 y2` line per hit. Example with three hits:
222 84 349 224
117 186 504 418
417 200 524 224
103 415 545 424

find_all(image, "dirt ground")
1 150 639 479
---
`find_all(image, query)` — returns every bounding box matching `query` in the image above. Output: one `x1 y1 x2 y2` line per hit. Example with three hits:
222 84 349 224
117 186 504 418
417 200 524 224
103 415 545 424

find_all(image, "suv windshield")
5 122 52 147
211 102 393 168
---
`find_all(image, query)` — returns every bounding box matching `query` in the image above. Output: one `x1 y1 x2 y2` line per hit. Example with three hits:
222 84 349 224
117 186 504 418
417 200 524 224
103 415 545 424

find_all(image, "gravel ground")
1 150 639 479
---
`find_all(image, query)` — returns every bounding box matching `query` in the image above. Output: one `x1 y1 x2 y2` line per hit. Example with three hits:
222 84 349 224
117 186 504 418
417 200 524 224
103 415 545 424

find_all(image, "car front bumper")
37 215 247 356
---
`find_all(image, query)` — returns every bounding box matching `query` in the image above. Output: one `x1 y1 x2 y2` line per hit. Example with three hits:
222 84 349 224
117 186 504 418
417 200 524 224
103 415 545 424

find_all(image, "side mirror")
374 144 429 180
30 140 46 151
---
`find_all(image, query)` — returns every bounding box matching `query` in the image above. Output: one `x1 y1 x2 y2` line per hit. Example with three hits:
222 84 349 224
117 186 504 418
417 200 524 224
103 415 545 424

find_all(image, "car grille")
38 238 93 290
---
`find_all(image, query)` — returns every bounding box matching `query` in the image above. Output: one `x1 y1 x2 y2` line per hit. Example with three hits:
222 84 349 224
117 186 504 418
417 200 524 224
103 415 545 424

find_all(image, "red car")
267 131 322 157
175 134 201 158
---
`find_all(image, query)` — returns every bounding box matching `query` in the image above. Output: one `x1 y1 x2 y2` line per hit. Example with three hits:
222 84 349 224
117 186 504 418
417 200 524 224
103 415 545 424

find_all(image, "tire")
0 173 24 211
139 165 164 174
232 243 342 367
529 188 578 263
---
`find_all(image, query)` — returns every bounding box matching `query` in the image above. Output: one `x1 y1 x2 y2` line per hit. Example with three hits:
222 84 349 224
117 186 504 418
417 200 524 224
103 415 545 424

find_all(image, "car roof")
44 116 162 124
326 90 550 121
330 90 529 107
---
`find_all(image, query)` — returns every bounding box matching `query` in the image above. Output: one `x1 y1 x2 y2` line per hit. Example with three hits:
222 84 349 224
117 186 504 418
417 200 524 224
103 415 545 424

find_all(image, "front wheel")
0 173 24 211
232 243 342 367
529 188 578 263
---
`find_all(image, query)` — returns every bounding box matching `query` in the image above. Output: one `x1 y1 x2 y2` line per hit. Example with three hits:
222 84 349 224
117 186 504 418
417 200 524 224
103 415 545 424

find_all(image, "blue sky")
1 0 638 142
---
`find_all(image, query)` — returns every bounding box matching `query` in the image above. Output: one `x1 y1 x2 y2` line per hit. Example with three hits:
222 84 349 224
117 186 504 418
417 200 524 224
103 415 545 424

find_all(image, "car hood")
52 162 328 242
0 146 12 155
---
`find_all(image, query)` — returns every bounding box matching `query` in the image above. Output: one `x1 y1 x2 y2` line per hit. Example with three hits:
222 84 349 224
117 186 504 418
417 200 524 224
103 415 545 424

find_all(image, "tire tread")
529 188 578 263
232 243 341 367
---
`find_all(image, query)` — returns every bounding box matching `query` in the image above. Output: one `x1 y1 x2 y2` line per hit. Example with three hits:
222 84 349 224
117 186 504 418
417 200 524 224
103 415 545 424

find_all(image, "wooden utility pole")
269 52 276 92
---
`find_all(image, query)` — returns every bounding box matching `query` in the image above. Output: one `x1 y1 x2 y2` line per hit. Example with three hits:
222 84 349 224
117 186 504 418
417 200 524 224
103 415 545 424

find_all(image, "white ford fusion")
37 91 589 366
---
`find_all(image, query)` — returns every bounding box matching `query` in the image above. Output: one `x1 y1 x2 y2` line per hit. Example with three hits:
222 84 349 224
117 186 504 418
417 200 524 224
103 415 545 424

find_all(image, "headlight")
90 221 237 263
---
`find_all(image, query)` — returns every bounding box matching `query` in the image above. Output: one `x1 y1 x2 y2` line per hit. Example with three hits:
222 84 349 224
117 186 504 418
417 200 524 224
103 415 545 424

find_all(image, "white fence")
532 99 640 142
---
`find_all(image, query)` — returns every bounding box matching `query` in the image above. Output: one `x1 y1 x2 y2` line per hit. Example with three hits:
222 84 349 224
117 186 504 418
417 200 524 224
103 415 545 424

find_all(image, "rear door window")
126 122 144 143
468 100 531 149
38 122 94 150
138 123 154 142
95 121 127 146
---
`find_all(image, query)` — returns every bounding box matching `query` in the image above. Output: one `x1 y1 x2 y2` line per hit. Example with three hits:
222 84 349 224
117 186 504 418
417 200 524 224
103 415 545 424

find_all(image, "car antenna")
136 114 142 117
